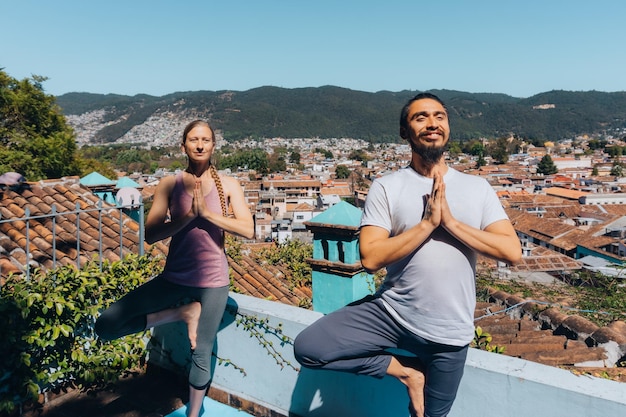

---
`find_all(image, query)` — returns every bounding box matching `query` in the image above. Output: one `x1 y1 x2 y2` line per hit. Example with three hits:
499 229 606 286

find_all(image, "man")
294 93 521 417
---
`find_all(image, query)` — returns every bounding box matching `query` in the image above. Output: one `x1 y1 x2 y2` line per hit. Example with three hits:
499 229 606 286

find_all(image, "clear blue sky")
3 0 626 98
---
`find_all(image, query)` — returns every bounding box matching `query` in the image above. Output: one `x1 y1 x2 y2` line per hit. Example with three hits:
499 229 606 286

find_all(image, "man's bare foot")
401 366 425 417
387 356 425 417
180 302 201 350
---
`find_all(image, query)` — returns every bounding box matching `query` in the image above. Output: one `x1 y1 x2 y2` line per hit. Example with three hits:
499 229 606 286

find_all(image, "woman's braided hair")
182 120 227 216
209 164 227 217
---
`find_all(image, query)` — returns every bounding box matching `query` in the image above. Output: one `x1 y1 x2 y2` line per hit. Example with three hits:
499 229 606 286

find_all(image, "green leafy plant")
258 239 312 289
0 253 163 414
471 326 505 354
225 234 243 262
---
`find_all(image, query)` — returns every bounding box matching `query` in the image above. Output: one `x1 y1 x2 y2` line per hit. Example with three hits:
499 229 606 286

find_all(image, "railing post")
97 200 103 271
1 199 147 277
138 203 145 257
119 208 124 259
51 205 57 268
25 207 31 280
75 202 81 269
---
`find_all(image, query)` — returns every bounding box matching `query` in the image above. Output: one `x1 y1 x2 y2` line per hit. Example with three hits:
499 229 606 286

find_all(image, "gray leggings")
95 276 229 390
294 295 468 417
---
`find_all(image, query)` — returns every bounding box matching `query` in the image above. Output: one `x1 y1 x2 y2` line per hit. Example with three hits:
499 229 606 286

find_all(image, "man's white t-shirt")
360 167 508 346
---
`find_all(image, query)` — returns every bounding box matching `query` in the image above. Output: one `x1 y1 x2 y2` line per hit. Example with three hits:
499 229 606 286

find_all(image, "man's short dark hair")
399 92 448 130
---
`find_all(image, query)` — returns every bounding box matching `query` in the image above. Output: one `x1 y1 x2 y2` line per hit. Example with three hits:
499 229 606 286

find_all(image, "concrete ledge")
149 292 626 417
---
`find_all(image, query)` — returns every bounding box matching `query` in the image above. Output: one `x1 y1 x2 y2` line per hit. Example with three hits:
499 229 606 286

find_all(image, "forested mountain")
55 86 626 146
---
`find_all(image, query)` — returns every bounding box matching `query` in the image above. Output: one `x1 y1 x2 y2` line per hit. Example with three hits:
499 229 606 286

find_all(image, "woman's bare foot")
180 302 202 350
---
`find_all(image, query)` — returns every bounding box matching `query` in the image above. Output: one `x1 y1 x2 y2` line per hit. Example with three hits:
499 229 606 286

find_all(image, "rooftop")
2 176 626 416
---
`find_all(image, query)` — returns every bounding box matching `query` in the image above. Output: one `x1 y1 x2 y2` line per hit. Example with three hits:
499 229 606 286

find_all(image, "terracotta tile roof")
228 248 311 308
596 204 626 216
320 186 352 197
529 219 576 239
507 210 579 251
496 189 530 199
506 206 626 263
0 176 310 309
512 245 582 273
290 202 315 212
503 193 574 209
0 177 168 280
475 289 626 381
544 186 589 200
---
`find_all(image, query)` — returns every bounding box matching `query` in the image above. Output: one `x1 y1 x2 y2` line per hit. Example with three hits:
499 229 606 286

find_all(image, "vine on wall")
233 312 298 371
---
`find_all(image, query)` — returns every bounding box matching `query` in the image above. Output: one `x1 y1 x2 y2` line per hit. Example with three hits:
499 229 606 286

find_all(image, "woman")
95 120 255 417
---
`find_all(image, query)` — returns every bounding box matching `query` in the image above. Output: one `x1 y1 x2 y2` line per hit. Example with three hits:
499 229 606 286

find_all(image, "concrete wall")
149 293 626 417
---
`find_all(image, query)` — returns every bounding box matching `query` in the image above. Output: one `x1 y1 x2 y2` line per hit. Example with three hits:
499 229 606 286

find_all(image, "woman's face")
182 125 215 164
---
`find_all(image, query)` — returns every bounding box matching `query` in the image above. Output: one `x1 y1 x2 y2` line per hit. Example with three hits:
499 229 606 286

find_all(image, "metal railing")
0 200 144 281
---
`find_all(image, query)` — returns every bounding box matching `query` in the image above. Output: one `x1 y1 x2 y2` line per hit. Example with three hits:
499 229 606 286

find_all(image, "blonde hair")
209 164 227 217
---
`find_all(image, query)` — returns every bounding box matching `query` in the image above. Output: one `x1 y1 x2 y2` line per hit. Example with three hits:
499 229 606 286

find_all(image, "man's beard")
410 140 447 164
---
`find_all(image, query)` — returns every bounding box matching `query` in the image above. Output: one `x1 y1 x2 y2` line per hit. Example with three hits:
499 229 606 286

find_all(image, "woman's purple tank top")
161 172 228 288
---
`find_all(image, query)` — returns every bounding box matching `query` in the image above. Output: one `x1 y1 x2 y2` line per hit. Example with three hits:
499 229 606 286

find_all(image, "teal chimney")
304 201 374 313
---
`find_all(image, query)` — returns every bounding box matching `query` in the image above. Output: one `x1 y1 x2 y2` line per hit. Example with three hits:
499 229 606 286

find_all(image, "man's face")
401 98 450 164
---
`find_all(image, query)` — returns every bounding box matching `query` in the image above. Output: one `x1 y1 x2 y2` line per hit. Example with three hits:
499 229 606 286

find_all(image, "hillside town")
82 131 625 283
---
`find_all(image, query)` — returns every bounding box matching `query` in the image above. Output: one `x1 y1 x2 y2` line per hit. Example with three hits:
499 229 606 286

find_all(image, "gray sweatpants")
294 295 468 417
95 275 229 390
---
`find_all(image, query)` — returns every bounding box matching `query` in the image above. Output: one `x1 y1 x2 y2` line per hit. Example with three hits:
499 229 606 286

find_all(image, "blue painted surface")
116 176 140 188
80 171 115 186
151 293 626 417
165 397 253 417
312 269 373 313
308 200 362 227
307 200 373 313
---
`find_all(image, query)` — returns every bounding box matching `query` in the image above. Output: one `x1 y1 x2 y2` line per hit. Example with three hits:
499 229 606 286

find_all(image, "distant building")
317 194 341 210
271 219 292 243
580 193 626 205
254 213 272 240
552 157 593 170
258 190 287 219
261 176 321 208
